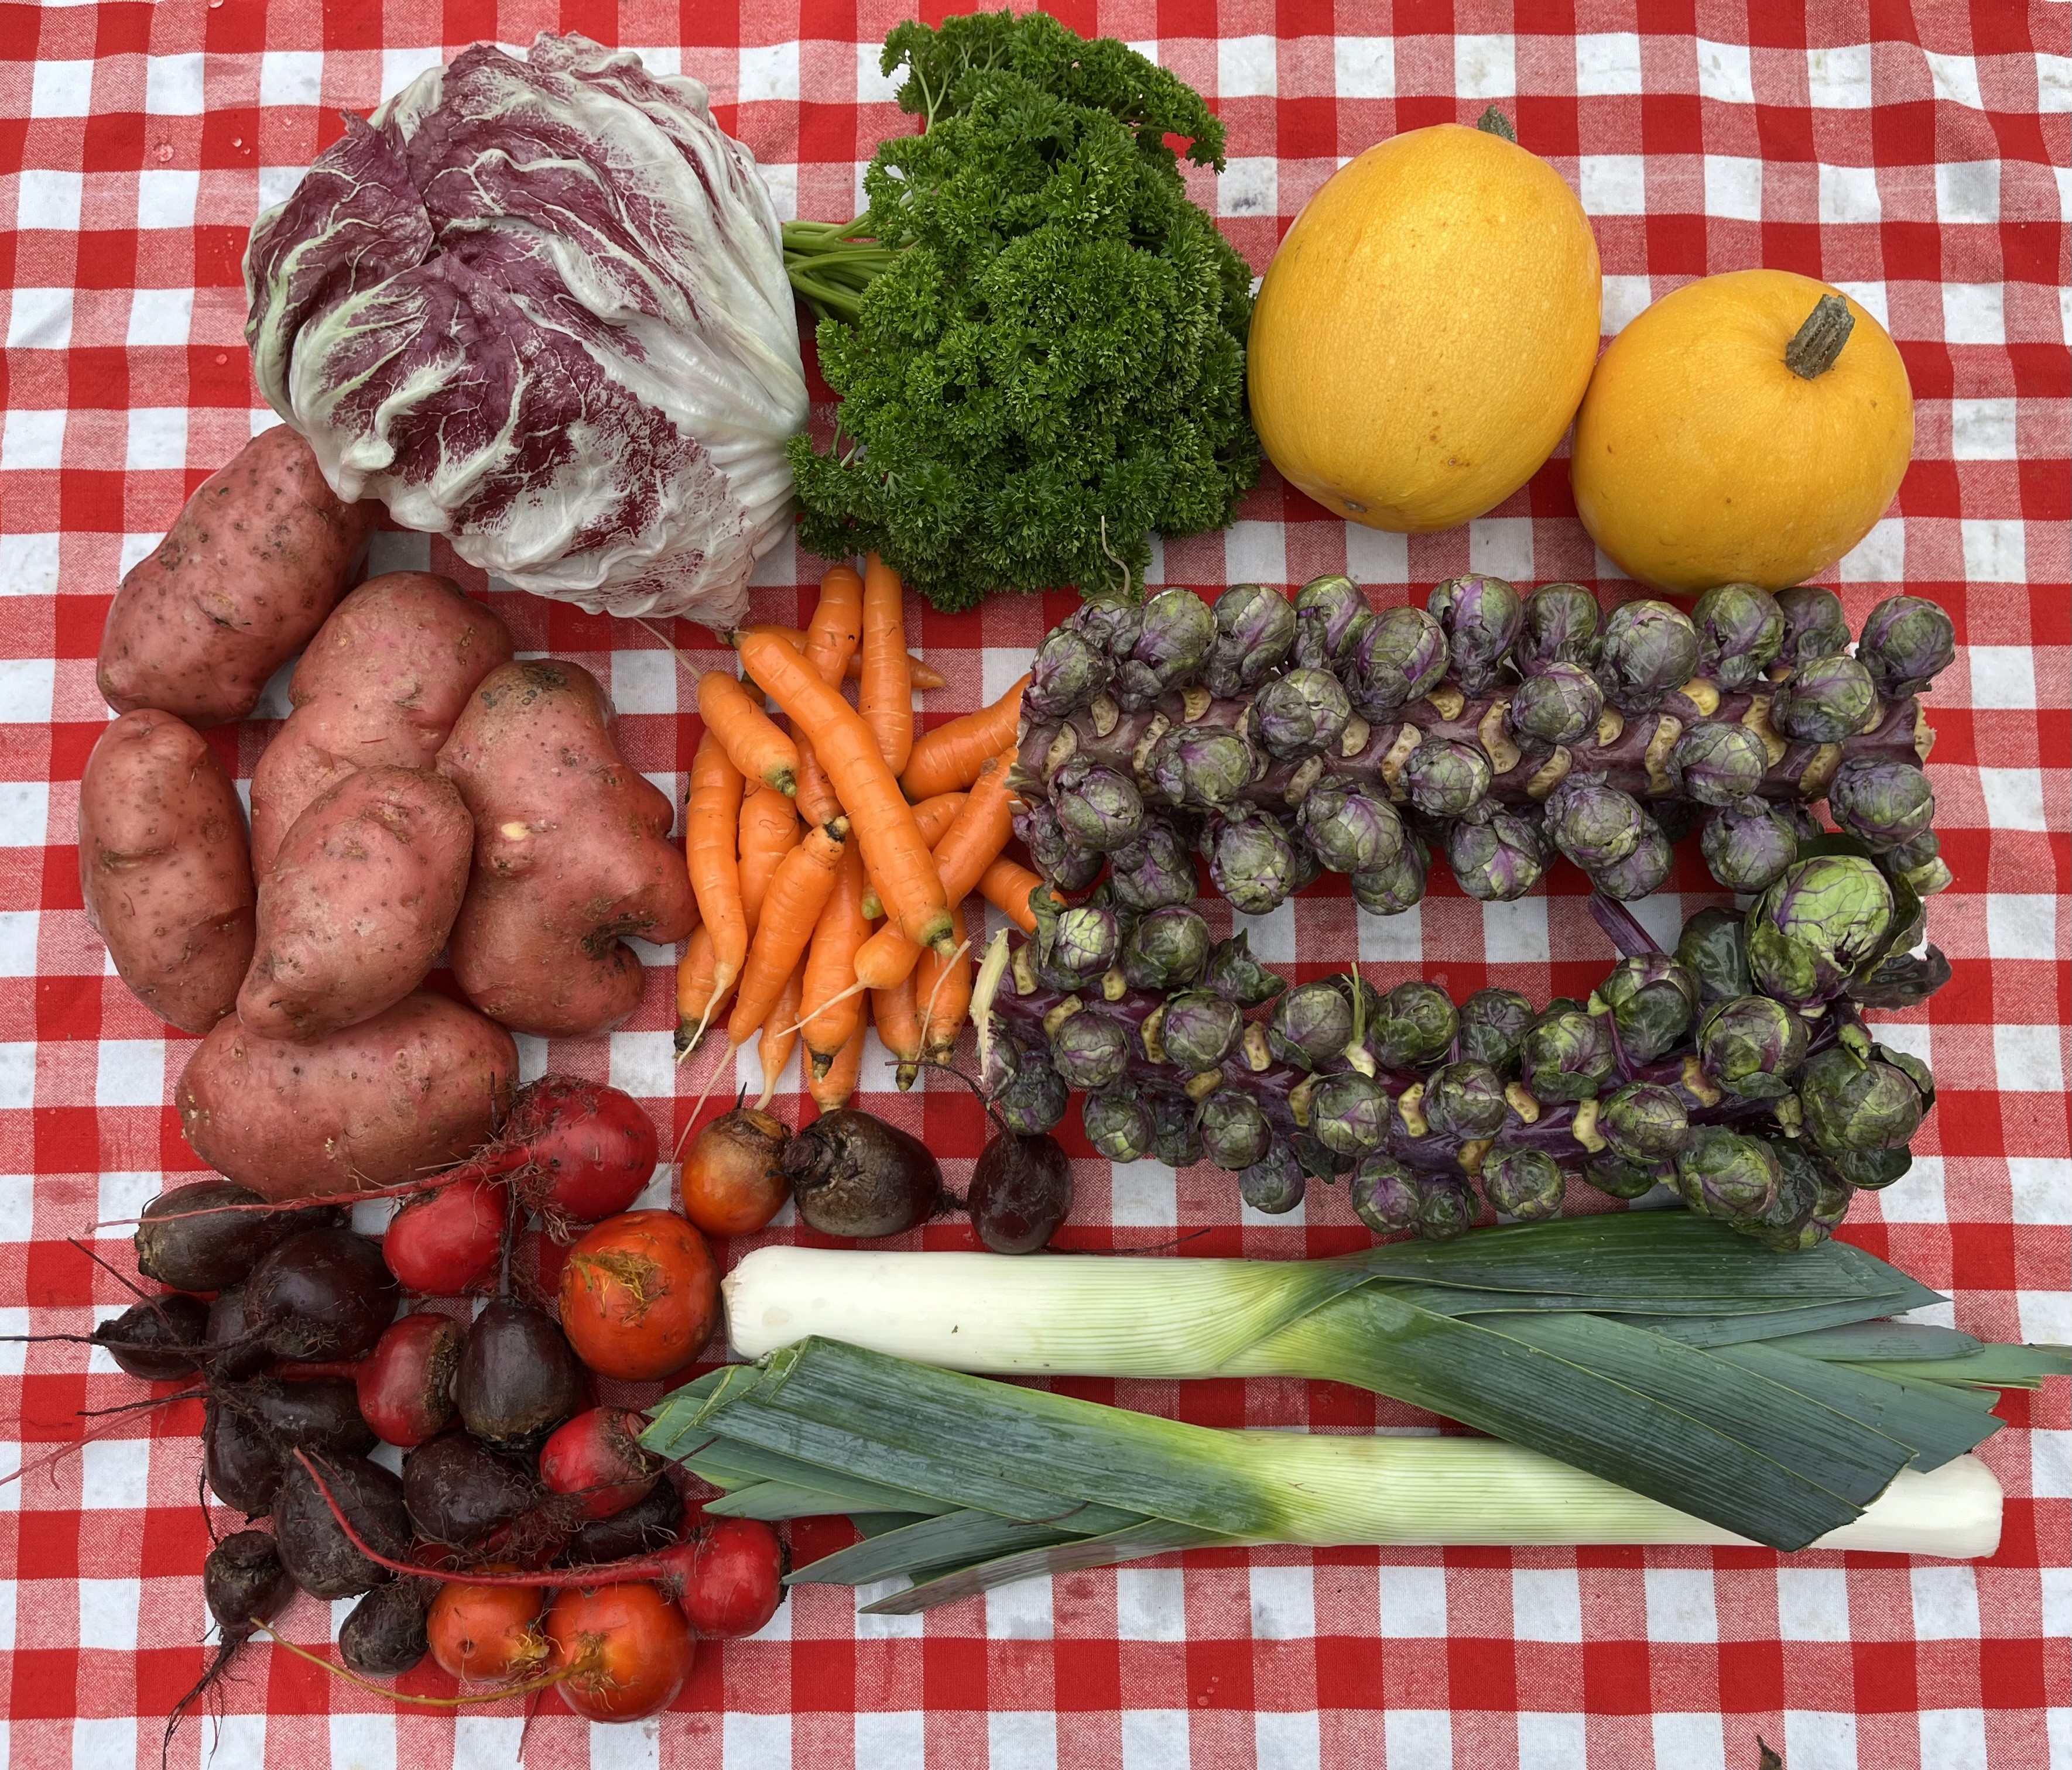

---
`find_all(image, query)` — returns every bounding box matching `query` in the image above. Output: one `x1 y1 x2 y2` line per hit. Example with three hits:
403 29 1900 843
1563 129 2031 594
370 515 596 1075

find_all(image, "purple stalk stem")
1588 894 1663 959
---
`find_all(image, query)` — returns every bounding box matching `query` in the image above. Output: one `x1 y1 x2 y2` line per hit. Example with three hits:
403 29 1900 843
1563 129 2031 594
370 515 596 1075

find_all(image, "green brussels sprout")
1121 906 1213 992
1857 594 1955 700
1691 583 1787 691
1107 818 1200 911
1509 661 1604 747
1299 778 1405 876
1522 1002 1615 1102
1255 666 1352 761
1599 1082 1690 1164
1482 1145 1566 1219
1415 1175 1480 1241
1827 759 1936 854
1081 1090 1154 1162
1158 990 1244 1075
1147 1086 1204 1169
1798 1042 1930 1156
996 1059 1070 1136
1423 1061 1509 1139
1544 778 1645 872
1428 574 1525 692
1268 980 1356 1071
1310 1071 1391 1156
1197 1088 1274 1171
1458 987 1536 1076
1146 724 1258 810
1239 1141 1308 1213
1043 904 1119 989
1200 932 1287 1009
1677 906 1753 1003
1351 839 1431 915
1696 996 1809 1099
1700 800 1803 893
1590 819 1674 902
1591 955 1698 1065
1402 738 1495 818
1446 809 1549 901
1371 981 1459 1070
1674 1126 1782 1223
1053 760 1145 852
1515 582 1601 672
1113 586 1216 711
1582 1152 1672 1200
1770 653 1877 744
1206 808 1299 916
1351 605 1449 718
1599 600 1700 711
1831 1147 1909 1191
1026 627 1111 719
1745 855 1896 1009
1674 721 1770 807
1050 1011 1131 1092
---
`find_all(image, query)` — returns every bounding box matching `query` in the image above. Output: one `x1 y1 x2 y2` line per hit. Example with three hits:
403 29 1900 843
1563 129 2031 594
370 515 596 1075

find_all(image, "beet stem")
249 1620 563 1707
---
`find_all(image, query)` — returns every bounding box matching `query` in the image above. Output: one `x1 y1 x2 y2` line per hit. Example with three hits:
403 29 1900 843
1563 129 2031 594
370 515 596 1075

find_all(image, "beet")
135 1181 338 1292
967 1130 1074 1254
238 1377 375 1457
382 1175 505 1295
780 1109 943 1239
402 1431 538 1548
501 1076 657 1224
680 1516 785 1638
357 1312 463 1447
203 1529 295 1637
272 1453 409 1599
245 1229 398 1361
538 1407 659 1520
557 1477 684 1565
206 1287 269 1381
454 1300 584 1449
92 1294 208 1381
205 1398 283 1517
340 1578 431 1676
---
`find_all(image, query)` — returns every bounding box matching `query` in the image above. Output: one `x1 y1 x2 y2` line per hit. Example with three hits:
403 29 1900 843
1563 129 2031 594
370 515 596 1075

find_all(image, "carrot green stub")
737 629 952 954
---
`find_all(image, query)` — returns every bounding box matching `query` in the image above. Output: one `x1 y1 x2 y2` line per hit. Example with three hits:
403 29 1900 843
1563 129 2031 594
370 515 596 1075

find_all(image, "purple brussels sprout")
1599 1082 1690 1164
1690 584 1787 691
1883 828 1950 897
1268 980 1356 1071
1770 651 1876 743
1292 574 1375 671
1508 661 1604 747
1592 955 1698 1064
1081 1090 1155 1162
1147 724 1259 809
1255 666 1352 760
1799 1042 1931 1157
1157 990 1244 1075
1052 759 1145 852
1423 1059 1509 1138
1196 1088 1274 1171
1107 817 1200 911
1298 778 1405 875
1206 808 1299 915
1015 798 1105 892
1583 1152 1673 1199
1026 627 1111 719
1042 904 1119 989
1598 600 1701 711
1775 586 1850 663
1700 800 1802 893
1482 1145 1566 1220
1857 594 1956 699
1205 584 1296 699
1146 1086 1205 1169
1745 853 1895 1009
1521 1001 1615 1102
1350 838 1430 916
1446 809 1548 902
1745 1142 1830 1254
1674 1126 1781 1224
1239 1141 1308 1213
1515 582 1601 673
1673 721 1770 807
1826 758 1936 853
1309 1070 1390 1156
1833 1147 1909 1191
1458 987 1536 1076
1351 605 1449 716
1067 592 1142 659
1370 981 1458 1069
1350 1154 1423 1233
1121 905 1213 992
1544 777 1645 872
1415 1175 1480 1240
1050 1011 1132 1091
1696 994 1807 1099
1401 738 1494 818
1112 587 1216 710
1201 932 1286 1009
995 1058 1070 1136
1427 574 1525 692
1588 817 1673 901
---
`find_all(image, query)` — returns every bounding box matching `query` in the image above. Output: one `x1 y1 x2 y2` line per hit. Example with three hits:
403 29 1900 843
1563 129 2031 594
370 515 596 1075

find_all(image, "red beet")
679 1517 785 1638
92 1294 208 1381
557 1477 683 1565
382 1174 505 1295
539 1408 660 1521
237 1376 375 1457
204 1398 282 1517
475 1076 657 1224
136 1181 340 1292
402 1431 539 1548
206 1287 269 1381
244 1229 399 1361
453 1299 585 1448
272 1453 409 1599
357 1312 463 1447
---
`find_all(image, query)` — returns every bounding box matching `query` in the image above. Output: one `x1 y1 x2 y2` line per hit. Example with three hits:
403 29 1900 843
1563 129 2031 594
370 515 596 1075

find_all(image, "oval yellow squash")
1247 122 1602 533
1571 270 1913 595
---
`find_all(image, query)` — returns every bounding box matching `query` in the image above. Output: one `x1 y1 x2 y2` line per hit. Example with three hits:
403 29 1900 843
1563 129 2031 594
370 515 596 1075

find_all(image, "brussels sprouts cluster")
1017 577 1953 911
980 853 1943 1250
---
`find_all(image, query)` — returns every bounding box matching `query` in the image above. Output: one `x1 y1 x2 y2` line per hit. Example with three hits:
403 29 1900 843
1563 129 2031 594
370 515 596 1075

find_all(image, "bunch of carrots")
674 557 1042 1115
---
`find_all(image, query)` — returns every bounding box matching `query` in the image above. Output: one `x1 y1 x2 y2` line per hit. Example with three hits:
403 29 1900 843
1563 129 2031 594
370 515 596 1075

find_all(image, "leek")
721 1213 2070 1551
642 1336 2005 1616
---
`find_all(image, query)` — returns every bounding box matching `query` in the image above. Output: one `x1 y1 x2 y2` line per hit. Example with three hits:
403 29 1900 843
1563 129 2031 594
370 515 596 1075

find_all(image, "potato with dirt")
437 661 696 1038
238 766 474 1041
97 426 374 727
178 989 518 1200
249 572 514 872
79 709 257 1034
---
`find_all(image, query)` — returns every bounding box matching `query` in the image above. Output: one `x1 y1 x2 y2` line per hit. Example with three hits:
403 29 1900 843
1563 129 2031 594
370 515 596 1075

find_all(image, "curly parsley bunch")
784 12 1261 612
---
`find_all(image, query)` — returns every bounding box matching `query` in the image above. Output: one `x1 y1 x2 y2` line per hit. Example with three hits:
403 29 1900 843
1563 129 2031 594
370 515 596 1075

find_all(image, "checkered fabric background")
2 0 2067 1765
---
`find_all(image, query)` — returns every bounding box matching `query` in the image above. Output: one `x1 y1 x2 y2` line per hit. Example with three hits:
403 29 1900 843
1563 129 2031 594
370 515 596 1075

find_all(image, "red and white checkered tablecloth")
2 1 2067 1765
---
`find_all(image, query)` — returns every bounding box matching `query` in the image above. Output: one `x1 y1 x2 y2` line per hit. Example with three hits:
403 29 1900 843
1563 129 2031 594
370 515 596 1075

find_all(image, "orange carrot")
793 567 865 824
800 842 870 1077
738 788 800 936
685 733 746 1028
745 625 945 692
852 751 1016 992
698 671 800 797
808 1000 871 1116
858 554 913 776
727 818 850 1047
872 969 923 1086
754 962 806 1110
978 857 1049 933
920 902 971 1061
738 630 953 953
899 674 1029 800
675 925 736 1052
861 791 968 920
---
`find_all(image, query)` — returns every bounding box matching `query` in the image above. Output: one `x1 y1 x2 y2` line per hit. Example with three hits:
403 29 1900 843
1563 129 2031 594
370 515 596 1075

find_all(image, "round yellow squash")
1247 122 1602 533
1571 269 1913 595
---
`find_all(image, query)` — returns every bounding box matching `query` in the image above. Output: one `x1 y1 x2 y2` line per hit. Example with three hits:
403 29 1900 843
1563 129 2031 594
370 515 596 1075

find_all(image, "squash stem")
1475 105 1516 142
1786 294 1855 379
